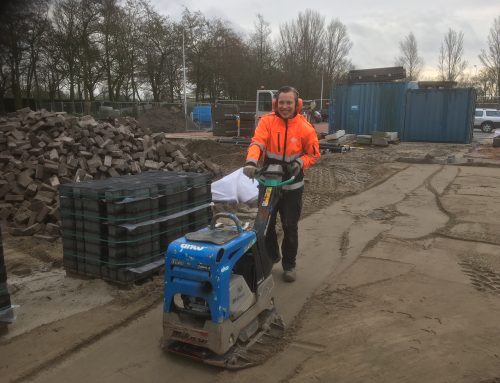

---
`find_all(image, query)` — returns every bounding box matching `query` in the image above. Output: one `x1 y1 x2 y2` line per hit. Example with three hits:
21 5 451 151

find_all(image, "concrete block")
24 182 38 198
5 194 24 202
49 175 60 187
49 148 59 161
36 204 50 223
17 169 34 188
22 222 43 236
33 191 54 204
108 167 119 177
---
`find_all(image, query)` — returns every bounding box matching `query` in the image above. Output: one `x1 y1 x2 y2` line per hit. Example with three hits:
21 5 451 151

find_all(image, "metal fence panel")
402 88 476 144
18 101 213 131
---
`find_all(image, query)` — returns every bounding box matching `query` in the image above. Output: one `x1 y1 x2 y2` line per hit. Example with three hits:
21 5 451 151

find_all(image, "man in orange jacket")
243 86 320 282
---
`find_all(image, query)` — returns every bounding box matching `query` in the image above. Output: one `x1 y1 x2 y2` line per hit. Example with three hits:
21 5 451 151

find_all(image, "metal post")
183 30 187 130
320 71 324 110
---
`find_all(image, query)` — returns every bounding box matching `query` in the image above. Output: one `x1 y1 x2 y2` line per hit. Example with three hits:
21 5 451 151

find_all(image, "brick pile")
0 108 220 240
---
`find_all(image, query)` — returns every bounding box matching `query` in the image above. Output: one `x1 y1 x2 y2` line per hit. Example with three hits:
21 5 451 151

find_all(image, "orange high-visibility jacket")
246 112 320 190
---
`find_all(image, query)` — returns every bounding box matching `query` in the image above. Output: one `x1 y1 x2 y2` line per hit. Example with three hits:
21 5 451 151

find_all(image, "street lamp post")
320 70 324 111
183 31 187 117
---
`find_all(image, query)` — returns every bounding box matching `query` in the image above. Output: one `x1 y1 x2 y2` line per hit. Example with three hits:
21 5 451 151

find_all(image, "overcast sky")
152 0 500 79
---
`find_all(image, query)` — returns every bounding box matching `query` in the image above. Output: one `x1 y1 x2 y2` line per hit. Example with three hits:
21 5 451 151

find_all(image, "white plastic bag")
211 168 259 203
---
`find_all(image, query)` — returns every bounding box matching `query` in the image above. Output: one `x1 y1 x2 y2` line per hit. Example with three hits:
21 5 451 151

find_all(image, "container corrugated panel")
402 88 476 143
330 81 416 134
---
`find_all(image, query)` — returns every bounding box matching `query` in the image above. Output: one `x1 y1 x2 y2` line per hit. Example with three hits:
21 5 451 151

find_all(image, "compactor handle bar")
209 213 243 233
255 168 296 187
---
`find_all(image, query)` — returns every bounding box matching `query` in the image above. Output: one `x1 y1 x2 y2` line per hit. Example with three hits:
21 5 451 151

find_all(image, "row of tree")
0 0 353 109
0 0 499 110
395 20 500 98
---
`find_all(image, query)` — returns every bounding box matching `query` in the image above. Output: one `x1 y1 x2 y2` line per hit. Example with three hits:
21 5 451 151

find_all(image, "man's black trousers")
259 186 303 271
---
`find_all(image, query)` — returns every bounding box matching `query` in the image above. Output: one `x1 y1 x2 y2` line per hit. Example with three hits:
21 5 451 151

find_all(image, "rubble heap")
0 108 220 240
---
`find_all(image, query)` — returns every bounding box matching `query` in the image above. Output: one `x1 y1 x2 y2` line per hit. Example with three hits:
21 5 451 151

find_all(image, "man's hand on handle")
243 163 257 179
288 161 301 177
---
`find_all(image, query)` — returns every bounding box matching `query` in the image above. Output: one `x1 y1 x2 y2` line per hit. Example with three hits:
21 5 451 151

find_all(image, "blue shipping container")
330 82 417 135
192 105 212 127
402 88 476 144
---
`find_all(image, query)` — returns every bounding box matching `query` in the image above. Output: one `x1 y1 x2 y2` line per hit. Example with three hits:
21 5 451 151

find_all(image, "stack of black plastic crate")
0 227 13 328
212 103 239 137
60 171 212 284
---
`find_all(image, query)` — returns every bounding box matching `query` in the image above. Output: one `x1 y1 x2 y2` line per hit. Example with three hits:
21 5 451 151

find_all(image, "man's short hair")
276 86 299 103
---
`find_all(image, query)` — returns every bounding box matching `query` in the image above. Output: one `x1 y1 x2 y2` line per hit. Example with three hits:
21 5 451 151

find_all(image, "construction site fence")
4 97 333 129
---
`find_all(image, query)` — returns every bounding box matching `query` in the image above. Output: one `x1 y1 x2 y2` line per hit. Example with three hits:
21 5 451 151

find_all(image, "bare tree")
139 5 184 102
52 0 82 104
77 0 102 102
279 9 326 97
208 20 249 100
479 16 500 97
395 32 423 81
38 27 65 103
181 9 210 101
438 28 467 81
323 19 352 83
476 67 498 98
121 0 148 102
100 0 121 101
248 14 276 88
0 0 37 108
0 53 10 113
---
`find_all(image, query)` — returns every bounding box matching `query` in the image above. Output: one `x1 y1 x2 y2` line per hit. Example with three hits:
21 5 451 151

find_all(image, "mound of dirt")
184 140 246 176
137 106 197 133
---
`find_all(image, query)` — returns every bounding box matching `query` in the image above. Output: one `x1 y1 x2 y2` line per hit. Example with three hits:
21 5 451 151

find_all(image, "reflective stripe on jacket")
246 112 320 189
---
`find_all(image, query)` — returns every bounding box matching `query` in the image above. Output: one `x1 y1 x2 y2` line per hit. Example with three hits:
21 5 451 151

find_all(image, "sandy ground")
2 132 500 382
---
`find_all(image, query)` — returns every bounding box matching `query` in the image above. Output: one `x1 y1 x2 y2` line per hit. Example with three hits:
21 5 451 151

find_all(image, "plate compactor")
162 165 294 369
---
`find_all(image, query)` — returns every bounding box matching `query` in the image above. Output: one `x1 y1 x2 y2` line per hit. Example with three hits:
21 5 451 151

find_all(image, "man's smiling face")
277 91 296 119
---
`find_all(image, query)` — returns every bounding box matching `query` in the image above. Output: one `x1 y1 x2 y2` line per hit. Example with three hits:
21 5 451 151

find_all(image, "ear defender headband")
272 86 303 114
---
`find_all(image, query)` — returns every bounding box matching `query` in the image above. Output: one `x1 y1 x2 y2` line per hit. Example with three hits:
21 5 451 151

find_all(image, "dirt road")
26 162 500 383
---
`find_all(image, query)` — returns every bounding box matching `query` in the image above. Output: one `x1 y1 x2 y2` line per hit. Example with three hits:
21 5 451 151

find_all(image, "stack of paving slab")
356 135 372 145
0 227 13 328
59 171 212 284
356 132 399 146
371 131 399 146
324 130 356 145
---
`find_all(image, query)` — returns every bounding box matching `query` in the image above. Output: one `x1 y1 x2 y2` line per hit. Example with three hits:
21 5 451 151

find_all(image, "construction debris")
0 108 221 240
325 130 345 141
355 132 399 146
324 131 356 145
356 135 372 145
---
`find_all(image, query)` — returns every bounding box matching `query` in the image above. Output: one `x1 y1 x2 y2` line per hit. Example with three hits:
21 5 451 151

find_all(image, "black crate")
212 120 237 137
239 111 256 121
0 281 11 310
213 104 238 122
188 206 212 232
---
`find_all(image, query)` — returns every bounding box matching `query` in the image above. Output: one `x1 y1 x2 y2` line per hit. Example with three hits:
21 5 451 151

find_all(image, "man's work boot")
283 268 296 283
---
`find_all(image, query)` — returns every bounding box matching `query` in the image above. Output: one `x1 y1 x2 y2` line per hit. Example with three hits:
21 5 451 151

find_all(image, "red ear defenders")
272 94 303 114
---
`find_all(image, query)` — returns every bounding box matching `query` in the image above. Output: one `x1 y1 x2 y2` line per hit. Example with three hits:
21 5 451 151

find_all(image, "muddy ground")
1 132 500 382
